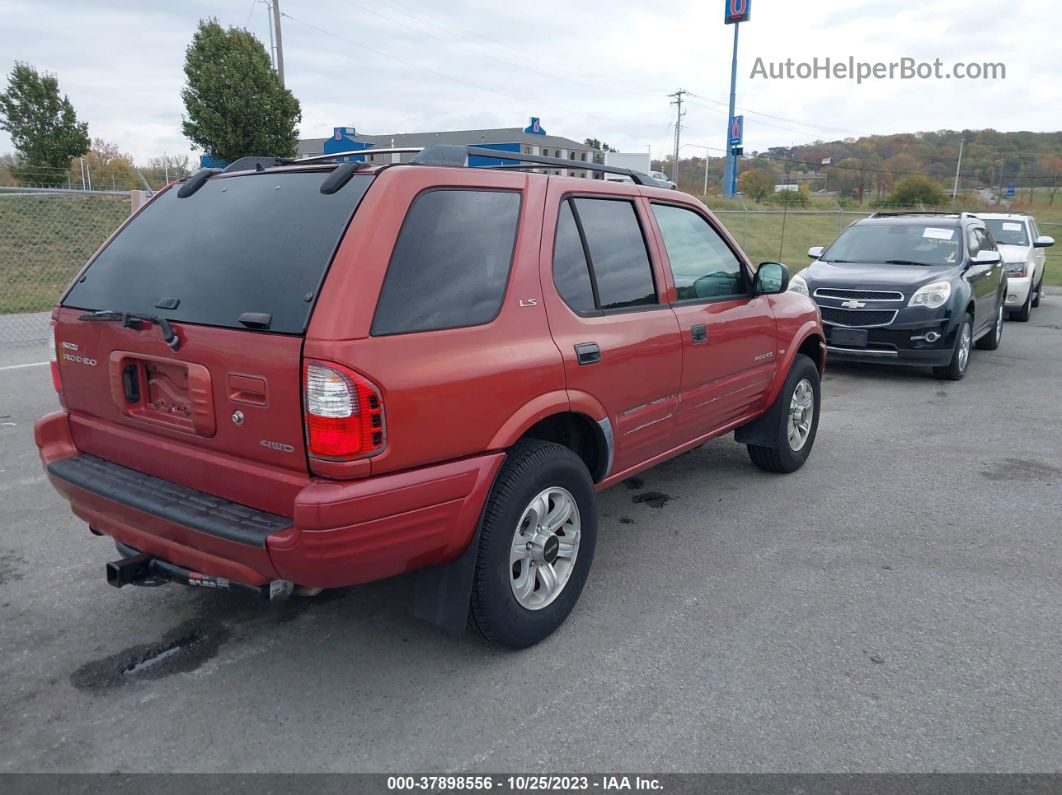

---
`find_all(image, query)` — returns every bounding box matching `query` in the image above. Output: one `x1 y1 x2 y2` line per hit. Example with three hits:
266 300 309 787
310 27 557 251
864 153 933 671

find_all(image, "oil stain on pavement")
70 619 230 691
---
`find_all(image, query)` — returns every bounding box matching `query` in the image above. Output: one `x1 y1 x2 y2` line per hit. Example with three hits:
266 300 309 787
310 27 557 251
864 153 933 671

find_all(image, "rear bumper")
37 411 504 590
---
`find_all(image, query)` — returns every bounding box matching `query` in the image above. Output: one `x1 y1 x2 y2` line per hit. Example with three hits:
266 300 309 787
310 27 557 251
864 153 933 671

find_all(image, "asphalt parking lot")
2 298 1061 774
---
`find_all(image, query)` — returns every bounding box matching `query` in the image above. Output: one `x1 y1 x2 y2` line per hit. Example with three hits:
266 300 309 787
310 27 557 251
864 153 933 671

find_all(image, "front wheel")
469 440 597 649
933 313 972 380
746 353 821 474
1010 287 1032 322
976 302 1004 350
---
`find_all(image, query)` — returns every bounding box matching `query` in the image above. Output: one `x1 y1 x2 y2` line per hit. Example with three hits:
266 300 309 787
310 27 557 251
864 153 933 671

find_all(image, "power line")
332 0 876 145
280 11 675 135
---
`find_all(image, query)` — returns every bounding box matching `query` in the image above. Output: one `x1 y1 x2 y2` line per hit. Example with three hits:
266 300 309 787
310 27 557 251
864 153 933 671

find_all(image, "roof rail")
294 148 423 165
458 145 657 186
224 156 292 172
869 211 961 219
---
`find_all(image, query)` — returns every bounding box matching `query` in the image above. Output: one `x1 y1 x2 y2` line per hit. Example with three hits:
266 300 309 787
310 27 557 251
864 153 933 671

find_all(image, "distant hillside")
657 129 1062 201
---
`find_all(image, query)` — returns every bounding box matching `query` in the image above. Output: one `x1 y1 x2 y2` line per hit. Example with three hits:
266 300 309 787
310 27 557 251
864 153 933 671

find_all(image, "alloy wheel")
787 378 815 452
958 323 972 372
509 487 581 610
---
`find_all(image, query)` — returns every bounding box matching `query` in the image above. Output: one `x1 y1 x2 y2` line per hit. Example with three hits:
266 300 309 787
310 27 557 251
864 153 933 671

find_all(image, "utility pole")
271 0 286 87
669 89 687 184
264 1 276 69
952 135 965 199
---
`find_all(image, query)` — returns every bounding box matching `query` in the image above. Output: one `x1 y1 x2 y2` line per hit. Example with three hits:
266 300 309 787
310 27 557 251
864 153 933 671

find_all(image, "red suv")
35 147 825 648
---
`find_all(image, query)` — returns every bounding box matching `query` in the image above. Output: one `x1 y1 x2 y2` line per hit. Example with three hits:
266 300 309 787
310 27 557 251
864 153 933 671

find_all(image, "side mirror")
1034 235 1055 248
808 246 825 259
972 250 1001 265
755 262 790 294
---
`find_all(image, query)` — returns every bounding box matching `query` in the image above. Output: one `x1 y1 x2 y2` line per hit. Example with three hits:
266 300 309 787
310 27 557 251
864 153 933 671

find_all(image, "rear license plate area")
108 352 215 436
831 328 868 348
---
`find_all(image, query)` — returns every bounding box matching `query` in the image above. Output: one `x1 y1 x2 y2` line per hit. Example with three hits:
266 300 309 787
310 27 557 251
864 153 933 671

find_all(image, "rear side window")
570 198 656 310
63 171 374 334
371 190 520 335
552 201 596 313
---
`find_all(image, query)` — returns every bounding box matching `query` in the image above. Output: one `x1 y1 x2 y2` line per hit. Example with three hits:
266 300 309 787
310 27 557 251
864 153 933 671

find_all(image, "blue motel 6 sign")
725 0 750 24
729 115 744 148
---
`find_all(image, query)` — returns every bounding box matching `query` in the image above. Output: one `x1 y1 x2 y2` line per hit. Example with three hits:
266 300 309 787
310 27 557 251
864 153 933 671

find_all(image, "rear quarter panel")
306 167 565 476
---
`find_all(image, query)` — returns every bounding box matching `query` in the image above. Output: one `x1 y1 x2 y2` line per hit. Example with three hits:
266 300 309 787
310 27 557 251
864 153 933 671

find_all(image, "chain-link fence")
2 192 1057 349
0 187 135 347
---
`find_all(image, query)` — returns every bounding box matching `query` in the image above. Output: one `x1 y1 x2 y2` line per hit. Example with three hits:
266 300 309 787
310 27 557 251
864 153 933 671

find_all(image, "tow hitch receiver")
106 553 153 587
106 542 294 602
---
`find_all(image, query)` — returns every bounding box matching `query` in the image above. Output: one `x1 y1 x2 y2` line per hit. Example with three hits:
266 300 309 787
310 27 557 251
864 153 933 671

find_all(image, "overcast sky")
1 0 1058 164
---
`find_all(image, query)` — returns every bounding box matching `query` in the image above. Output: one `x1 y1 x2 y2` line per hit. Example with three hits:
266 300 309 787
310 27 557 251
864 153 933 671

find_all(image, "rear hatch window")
63 170 374 334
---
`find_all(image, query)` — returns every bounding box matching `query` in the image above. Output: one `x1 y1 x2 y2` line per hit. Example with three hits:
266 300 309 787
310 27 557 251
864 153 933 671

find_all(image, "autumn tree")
738 169 775 202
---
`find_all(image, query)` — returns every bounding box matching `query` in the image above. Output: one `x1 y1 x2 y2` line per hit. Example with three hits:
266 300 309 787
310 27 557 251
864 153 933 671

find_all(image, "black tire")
1010 287 1032 322
746 354 820 474
976 301 1004 350
933 313 973 380
468 439 597 649
1032 277 1043 308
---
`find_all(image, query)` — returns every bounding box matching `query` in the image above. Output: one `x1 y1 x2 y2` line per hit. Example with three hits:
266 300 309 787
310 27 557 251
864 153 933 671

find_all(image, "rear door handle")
575 343 601 366
691 324 708 344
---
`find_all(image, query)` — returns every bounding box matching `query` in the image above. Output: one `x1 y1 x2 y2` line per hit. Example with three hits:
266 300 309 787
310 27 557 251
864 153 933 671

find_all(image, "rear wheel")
933 313 972 380
469 440 597 649
976 302 1004 350
746 354 820 474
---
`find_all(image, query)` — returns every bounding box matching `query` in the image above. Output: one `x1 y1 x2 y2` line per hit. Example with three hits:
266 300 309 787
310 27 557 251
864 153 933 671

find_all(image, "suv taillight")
303 360 385 459
49 321 63 396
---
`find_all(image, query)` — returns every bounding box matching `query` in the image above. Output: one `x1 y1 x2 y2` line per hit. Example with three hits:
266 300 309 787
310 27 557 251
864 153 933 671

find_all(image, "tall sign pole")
722 0 750 198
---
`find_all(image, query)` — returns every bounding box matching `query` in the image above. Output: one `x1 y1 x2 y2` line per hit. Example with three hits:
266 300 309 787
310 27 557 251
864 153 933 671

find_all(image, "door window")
551 197 658 313
552 201 596 314
651 203 746 300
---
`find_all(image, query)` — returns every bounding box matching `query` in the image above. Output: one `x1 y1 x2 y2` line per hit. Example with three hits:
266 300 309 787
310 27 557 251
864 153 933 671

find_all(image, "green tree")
181 19 301 162
0 62 89 186
583 138 614 152
882 175 947 207
738 169 775 202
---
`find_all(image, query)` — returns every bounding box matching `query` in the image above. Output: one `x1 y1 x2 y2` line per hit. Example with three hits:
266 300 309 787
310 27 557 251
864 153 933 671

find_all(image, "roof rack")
294 148 424 165
289 144 658 186
420 145 658 186
869 211 980 221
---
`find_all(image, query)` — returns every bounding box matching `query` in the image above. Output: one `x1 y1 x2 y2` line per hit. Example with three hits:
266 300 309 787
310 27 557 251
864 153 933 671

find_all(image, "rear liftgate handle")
575 343 601 366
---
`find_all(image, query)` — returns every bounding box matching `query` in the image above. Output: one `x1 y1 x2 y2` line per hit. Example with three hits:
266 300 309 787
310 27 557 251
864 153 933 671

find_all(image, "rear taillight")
303 360 385 460
49 321 63 395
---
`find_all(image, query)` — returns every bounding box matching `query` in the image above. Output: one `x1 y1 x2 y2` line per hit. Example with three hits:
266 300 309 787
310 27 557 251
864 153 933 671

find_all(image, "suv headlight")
908 281 952 309
789 273 809 296
1004 261 1027 277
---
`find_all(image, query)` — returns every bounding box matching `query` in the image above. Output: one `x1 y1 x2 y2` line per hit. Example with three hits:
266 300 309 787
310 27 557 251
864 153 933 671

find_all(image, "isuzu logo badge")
841 299 867 309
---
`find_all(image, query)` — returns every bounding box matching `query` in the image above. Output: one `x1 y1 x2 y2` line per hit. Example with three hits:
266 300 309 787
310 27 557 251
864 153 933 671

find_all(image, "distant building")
297 118 602 178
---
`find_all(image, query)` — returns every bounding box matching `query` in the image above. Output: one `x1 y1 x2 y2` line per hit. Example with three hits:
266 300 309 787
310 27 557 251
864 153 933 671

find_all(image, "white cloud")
0 0 1057 164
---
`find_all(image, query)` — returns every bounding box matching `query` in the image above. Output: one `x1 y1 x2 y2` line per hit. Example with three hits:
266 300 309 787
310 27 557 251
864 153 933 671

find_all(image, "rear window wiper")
79 310 180 351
